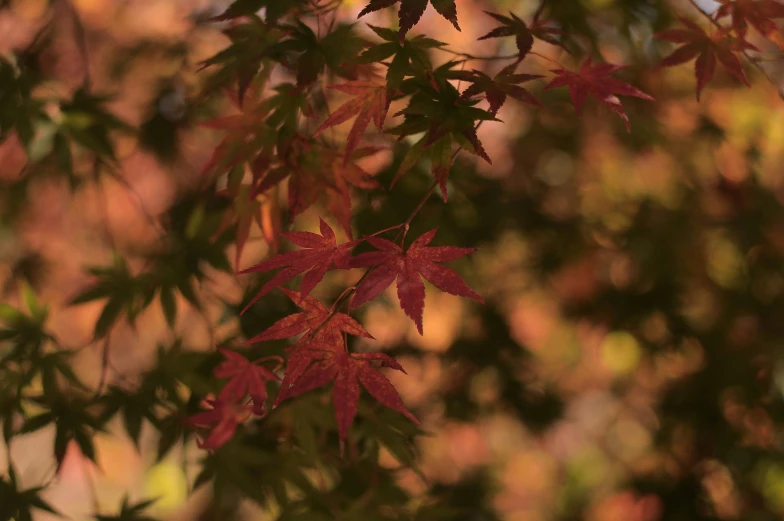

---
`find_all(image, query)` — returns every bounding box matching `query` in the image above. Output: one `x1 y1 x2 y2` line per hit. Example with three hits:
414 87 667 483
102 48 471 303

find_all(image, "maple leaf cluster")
184 0 784 453
186 348 282 449
187 219 482 449
198 7 657 263
187 0 657 452
8 0 784 518
655 1 784 99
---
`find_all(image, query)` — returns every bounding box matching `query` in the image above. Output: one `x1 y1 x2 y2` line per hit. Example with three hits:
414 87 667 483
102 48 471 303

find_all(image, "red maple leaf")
211 150 282 268
213 348 282 415
654 18 758 100
529 18 569 51
198 87 276 180
461 65 543 115
244 288 373 345
214 183 262 269
263 139 381 237
478 11 535 61
238 219 356 313
544 57 654 131
274 342 343 407
313 81 388 162
716 0 784 48
349 229 483 334
358 0 460 42
317 146 382 237
186 398 252 450
477 12 569 61
273 346 419 446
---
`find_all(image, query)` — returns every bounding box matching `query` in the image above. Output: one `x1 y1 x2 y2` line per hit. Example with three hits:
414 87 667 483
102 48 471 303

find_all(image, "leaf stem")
329 285 357 314
529 50 563 68
366 224 405 237
437 47 520 62
400 180 438 237
65 0 91 89
94 333 112 398
532 0 547 23
252 355 285 372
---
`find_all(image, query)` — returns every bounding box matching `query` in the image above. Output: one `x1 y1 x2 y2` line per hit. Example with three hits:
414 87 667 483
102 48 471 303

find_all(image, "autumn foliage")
3 0 784 519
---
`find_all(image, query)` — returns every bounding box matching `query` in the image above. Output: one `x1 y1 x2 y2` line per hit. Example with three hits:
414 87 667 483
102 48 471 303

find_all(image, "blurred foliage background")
3 0 784 521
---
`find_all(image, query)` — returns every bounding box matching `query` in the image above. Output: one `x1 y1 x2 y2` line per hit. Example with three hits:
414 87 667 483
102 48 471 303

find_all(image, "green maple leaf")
68 255 158 339
0 55 46 148
210 0 309 23
195 438 318 508
95 497 158 521
460 64 543 115
388 76 499 198
21 396 104 467
57 87 133 162
98 385 161 447
0 466 60 521
198 21 283 103
359 25 446 94
358 0 460 42
277 22 367 88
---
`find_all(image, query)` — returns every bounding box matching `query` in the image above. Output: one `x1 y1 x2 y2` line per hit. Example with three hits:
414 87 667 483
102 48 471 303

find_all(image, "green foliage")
0 466 59 521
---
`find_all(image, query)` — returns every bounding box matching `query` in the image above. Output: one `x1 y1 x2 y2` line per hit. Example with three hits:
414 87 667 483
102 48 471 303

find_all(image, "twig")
438 47 520 62
366 223 405 237
326 0 342 34
532 0 546 23
96 163 119 252
21 14 55 57
67 0 165 241
529 50 563 68
403 180 438 228
751 55 784 62
456 58 468 91
65 0 91 89
94 333 112 398
104 170 166 238
396 119 486 242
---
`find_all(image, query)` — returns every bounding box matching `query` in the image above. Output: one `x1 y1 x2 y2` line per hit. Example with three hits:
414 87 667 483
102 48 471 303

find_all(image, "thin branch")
22 14 55 57
103 169 167 239
456 58 468 91
94 333 112 398
529 50 563 68
438 47 520 62
366 223 405 237
326 0 342 34
96 162 118 252
65 0 91 89
532 0 547 23
403 180 438 228
751 54 784 62
396 119 486 242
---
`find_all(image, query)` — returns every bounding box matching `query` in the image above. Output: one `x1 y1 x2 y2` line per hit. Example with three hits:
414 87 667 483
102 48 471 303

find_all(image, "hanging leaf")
238 219 357 312
358 0 460 42
655 17 758 100
544 56 654 130
350 229 483 334
245 288 372 345
213 348 282 415
313 81 388 161
716 0 784 48
274 346 418 448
